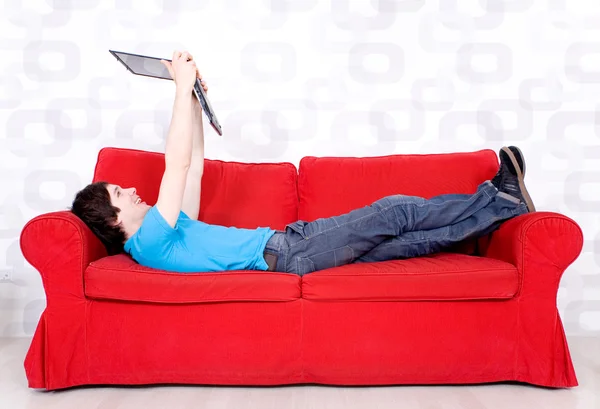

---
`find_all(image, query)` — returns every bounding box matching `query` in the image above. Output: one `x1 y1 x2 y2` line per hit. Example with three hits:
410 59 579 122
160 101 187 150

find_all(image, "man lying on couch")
71 50 535 276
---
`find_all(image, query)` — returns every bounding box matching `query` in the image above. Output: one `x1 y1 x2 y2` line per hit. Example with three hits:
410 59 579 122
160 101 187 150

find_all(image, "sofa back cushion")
297 149 498 221
93 147 299 229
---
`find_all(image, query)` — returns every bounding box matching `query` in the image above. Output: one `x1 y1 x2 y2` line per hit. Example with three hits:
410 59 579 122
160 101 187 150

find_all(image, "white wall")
0 0 599 337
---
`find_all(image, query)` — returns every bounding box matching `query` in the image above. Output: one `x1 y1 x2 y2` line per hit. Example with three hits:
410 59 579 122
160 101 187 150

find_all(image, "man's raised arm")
154 50 198 228
180 79 206 220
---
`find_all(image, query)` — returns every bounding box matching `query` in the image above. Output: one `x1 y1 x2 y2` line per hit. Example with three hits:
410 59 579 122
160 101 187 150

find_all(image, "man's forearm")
190 97 205 173
165 88 195 168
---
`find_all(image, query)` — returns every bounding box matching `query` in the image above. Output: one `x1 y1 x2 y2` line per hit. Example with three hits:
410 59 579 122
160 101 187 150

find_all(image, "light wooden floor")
1 337 598 409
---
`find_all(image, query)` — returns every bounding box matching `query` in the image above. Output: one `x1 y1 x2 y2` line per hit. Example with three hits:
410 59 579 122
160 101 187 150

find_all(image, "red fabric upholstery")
481 211 582 386
93 147 299 229
85 254 301 303
20 147 584 390
302 253 518 301
20 211 107 389
297 150 498 221
84 253 517 303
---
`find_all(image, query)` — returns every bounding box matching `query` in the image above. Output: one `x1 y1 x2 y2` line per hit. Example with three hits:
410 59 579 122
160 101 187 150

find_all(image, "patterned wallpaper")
0 0 598 337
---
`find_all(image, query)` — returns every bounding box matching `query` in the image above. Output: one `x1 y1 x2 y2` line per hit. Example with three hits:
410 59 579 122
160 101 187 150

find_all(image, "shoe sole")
509 146 525 177
501 146 536 212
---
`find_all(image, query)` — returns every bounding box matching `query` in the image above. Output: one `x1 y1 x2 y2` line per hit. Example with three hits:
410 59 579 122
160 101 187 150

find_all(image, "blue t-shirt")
124 206 275 273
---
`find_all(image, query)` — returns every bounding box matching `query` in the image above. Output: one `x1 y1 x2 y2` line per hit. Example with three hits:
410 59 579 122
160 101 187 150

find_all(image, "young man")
71 50 535 276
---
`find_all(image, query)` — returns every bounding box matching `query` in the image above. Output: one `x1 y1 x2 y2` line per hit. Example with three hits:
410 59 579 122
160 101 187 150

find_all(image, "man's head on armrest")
70 182 150 255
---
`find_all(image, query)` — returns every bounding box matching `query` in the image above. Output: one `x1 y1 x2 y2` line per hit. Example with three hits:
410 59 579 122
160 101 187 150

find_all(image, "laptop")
109 50 223 136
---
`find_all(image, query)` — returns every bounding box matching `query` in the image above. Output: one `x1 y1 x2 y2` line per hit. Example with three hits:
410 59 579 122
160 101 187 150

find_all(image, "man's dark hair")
70 181 126 255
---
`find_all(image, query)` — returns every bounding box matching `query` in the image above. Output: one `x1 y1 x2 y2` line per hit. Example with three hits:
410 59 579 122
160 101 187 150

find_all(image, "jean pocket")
286 221 308 239
299 245 355 275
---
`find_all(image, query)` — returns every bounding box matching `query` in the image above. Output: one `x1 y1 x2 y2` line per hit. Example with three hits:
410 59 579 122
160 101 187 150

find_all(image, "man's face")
106 184 150 228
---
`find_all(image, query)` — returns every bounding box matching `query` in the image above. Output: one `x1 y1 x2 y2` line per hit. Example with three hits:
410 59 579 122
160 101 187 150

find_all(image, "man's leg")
354 195 527 263
279 181 524 275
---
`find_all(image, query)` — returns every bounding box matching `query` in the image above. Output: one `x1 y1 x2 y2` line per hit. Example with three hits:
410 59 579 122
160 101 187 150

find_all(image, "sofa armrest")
20 210 107 300
21 210 107 389
482 211 583 296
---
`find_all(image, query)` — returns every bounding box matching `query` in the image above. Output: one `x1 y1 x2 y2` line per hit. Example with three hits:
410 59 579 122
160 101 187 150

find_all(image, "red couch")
20 147 583 390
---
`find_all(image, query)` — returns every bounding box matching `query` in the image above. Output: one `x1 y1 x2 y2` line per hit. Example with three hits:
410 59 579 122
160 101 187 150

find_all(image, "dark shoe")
508 146 525 177
490 165 503 190
496 146 536 212
491 146 525 189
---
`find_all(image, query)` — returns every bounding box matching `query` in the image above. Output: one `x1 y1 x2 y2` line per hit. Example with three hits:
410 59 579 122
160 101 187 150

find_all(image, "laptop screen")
110 51 171 80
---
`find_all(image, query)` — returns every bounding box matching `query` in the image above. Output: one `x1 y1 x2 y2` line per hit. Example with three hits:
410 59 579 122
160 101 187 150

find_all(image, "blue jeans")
263 181 528 276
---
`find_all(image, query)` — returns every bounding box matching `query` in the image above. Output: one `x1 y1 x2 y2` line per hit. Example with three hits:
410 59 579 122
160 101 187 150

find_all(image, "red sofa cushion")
301 253 518 301
84 253 516 303
93 147 299 229
297 149 498 221
84 255 301 303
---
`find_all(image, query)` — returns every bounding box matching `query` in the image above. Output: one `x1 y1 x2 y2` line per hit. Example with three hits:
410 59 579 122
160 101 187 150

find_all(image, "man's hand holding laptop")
160 50 208 98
